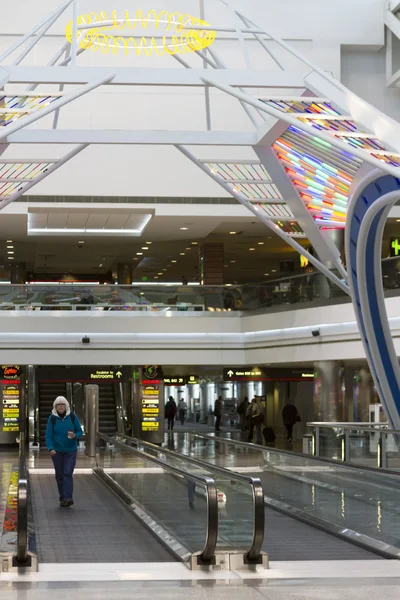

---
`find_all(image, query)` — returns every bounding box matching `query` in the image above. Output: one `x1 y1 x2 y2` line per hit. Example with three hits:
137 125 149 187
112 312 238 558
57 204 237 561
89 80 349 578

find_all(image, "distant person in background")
178 398 187 425
237 396 249 431
165 396 177 432
214 396 222 432
247 397 264 444
282 403 300 442
181 276 188 286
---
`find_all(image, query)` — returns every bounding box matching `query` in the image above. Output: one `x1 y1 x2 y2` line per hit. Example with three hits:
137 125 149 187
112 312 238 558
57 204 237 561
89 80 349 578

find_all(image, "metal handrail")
117 433 265 563
190 430 400 479
97 432 218 564
15 432 29 564
307 422 400 434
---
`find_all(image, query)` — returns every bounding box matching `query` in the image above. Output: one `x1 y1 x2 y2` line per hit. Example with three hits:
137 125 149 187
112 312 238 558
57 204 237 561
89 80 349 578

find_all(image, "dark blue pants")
51 451 77 501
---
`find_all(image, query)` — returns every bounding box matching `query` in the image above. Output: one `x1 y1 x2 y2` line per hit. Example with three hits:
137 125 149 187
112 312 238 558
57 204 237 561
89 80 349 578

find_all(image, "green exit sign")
391 238 400 257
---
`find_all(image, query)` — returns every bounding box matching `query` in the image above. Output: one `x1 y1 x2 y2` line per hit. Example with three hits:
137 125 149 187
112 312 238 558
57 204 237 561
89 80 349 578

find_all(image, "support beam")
7 129 258 146
0 145 87 212
4 66 308 88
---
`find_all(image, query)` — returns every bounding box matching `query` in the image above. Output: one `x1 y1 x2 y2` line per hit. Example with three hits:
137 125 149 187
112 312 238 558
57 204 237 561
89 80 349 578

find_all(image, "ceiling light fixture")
249 248 255 251
180 252 185 256
142 247 149 250
146 241 152 245
191 241 198 245
7 246 13 249
229 231 237 235
8 257 14 260
6 240 12 243
136 252 143 256
163 268 167 271
7 251 14 254
230 260 236 263
258 242 264 245
99 264 103 267
171 260 177 263
185 247 191 250
264 273 269 276
180 227 188 231
78 241 84 244
272 269 276 272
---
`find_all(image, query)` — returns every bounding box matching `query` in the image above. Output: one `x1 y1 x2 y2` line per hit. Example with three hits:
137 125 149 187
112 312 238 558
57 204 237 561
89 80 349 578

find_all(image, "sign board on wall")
223 367 314 381
1 381 20 432
141 383 160 432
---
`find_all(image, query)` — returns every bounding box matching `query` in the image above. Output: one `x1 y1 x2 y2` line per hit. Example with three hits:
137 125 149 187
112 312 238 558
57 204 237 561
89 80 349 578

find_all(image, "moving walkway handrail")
16 432 29 564
97 432 218 564
307 421 400 433
190 431 400 477
116 433 265 563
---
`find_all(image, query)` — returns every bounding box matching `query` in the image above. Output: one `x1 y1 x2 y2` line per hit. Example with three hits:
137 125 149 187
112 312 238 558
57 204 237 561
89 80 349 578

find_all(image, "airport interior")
2 1 400 599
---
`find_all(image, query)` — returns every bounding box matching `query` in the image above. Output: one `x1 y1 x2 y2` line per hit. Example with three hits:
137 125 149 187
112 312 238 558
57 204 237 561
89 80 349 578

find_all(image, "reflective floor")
1 578 400 600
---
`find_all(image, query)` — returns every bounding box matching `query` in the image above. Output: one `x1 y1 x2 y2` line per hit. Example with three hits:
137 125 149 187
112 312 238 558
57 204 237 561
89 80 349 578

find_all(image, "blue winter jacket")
45 412 83 453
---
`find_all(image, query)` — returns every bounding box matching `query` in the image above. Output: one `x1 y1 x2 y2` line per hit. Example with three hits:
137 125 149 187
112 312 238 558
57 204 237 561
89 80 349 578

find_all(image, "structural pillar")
314 361 345 422
117 263 132 285
10 262 26 284
199 243 224 285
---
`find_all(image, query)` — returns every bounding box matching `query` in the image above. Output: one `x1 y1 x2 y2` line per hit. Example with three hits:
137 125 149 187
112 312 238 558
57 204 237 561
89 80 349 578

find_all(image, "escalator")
37 380 119 447
38 382 67 446
98 382 118 436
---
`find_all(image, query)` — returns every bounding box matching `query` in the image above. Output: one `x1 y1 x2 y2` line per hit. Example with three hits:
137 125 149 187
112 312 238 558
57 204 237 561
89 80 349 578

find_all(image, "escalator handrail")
116 433 264 563
16 431 29 563
97 432 218 563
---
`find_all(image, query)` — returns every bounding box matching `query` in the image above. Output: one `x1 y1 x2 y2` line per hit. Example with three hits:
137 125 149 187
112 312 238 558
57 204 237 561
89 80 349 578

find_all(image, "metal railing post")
314 426 320 457
344 429 350 463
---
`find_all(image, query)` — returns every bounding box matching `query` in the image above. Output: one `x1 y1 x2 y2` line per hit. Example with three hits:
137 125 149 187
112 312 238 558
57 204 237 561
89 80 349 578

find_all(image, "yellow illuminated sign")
300 255 309 268
66 10 216 57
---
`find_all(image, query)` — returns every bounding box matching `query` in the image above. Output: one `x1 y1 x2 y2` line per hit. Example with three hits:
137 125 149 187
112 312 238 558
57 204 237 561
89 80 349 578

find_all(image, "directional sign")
116 371 122 379
223 367 314 381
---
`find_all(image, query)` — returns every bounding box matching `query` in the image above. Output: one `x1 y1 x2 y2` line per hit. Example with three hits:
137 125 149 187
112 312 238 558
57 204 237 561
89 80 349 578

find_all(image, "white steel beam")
177 144 348 294
4 67 308 88
7 130 258 146
0 145 87 212
0 74 115 143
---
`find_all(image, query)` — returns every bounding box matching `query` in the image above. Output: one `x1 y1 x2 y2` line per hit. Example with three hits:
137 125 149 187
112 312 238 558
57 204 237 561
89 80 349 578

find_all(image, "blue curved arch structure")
346 171 400 429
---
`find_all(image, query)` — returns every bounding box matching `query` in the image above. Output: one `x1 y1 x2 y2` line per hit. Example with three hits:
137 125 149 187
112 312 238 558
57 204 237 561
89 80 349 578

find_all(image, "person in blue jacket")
45 396 83 508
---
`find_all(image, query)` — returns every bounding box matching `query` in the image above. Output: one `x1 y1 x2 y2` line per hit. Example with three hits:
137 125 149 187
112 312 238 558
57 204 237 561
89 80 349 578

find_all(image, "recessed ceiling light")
146 241 152 245
180 252 185 256
7 251 14 254
78 241 84 244
9 257 14 260
229 231 237 235
158 272 163 275
185 247 191 251
264 273 269 276
224 265 228 267
154 276 158 279
191 241 198 245
249 248 255 251
6 240 12 243
230 260 236 263
142 247 149 250
133 258 139 261
180 227 188 231
171 260 177 263
163 268 167 271
258 242 264 245
136 252 143 256
272 269 276 272
7 246 13 249
99 264 103 267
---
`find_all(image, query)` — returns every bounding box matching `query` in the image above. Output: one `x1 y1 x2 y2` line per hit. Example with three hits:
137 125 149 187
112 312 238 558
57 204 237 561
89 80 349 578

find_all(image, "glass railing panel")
385 433 400 470
347 428 379 468
96 443 211 557
259 447 400 552
132 442 255 554
317 427 344 461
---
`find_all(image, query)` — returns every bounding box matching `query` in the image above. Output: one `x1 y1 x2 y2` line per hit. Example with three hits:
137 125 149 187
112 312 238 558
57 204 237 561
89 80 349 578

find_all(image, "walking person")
214 396 222 432
282 403 300 443
247 397 265 444
178 398 187 425
237 396 249 431
45 396 83 508
165 396 177 432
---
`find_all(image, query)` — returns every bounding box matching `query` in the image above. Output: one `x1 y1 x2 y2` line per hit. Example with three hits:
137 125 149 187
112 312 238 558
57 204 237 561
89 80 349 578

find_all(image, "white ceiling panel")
47 213 68 228
85 213 110 228
66 213 90 228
